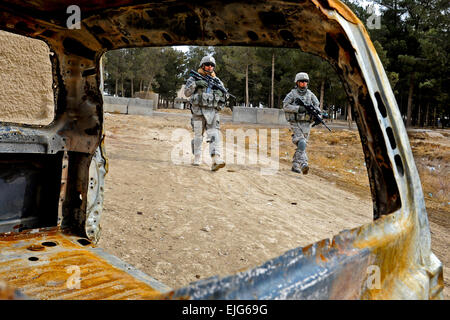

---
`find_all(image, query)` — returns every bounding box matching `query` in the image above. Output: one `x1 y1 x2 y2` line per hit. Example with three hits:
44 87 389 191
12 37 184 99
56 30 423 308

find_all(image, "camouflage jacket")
184 70 226 124
283 87 320 123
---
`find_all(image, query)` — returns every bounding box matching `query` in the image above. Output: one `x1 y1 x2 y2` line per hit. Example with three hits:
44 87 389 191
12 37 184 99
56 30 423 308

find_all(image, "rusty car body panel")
0 0 443 299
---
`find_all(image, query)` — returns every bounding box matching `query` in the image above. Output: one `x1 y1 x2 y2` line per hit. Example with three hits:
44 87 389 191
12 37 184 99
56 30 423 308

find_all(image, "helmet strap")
296 86 307 95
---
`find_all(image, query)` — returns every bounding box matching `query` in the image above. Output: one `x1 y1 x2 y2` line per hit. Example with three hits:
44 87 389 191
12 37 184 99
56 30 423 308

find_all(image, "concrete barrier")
127 98 153 115
103 96 153 115
103 96 128 114
232 107 257 123
257 108 281 125
232 107 288 125
278 110 289 125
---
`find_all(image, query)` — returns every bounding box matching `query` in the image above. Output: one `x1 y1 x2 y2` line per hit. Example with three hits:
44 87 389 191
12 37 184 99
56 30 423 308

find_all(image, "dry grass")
155 108 191 114
156 107 233 116
409 130 450 212
221 123 449 214
277 127 371 199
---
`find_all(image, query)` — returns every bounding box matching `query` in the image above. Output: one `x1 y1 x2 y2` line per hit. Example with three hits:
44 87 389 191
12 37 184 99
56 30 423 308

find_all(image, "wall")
0 30 54 125
232 107 289 125
103 96 153 115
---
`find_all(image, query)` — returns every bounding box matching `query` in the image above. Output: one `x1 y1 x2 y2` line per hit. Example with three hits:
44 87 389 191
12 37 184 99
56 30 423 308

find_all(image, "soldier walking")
184 56 226 171
283 72 321 174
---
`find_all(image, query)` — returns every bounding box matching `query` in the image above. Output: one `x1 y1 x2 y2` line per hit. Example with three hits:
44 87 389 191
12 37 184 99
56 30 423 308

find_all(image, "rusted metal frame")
0 4 105 154
154 0 443 299
0 126 67 154
89 247 172 294
85 146 107 243
0 228 171 299
0 0 444 299
163 235 373 300
58 151 69 226
0 4 106 238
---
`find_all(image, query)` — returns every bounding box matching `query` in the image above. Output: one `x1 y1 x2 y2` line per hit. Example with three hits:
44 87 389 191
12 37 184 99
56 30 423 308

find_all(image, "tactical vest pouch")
200 92 215 107
297 112 307 121
285 112 297 122
190 105 203 115
213 92 226 109
191 92 201 106
284 112 312 122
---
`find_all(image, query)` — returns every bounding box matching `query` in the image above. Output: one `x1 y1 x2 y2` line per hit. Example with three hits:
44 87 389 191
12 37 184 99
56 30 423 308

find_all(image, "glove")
214 90 224 97
297 105 306 113
195 80 208 88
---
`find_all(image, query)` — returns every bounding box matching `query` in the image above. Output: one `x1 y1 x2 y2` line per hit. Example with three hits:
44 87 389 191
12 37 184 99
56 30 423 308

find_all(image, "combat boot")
192 154 201 166
211 154 225 171
301 163 309 175
291 163 302 173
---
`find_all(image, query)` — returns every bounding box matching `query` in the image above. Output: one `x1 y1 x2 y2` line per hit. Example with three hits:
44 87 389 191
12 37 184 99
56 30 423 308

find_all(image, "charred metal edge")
88 247 172 294
0 126 66 154
166 235 371 300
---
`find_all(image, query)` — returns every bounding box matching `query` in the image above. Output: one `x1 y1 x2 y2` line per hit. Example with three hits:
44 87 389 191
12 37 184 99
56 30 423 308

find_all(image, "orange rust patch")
327 0 361 25
0 230 164 300
27 245 45 251
311 0 361 25
302 244 314 256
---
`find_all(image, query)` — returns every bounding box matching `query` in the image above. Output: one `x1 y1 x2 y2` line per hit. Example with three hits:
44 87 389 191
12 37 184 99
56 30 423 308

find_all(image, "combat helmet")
295 72 309 83
199 55 216 67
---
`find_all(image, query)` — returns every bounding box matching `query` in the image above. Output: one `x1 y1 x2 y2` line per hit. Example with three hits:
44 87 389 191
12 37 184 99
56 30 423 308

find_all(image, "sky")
173 45 189 52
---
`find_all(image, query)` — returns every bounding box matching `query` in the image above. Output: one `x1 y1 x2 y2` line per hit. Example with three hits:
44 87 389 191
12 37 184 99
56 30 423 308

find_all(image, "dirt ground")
97 111 448 299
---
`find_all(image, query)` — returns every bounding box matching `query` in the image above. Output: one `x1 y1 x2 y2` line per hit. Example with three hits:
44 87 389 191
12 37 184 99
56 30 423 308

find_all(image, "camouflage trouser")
191 113 221 156
290 121 312 167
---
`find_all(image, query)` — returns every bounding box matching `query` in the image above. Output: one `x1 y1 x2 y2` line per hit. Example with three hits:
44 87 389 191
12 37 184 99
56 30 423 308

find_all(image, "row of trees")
103 0 449 127
103 46 350 115
345 0 449 127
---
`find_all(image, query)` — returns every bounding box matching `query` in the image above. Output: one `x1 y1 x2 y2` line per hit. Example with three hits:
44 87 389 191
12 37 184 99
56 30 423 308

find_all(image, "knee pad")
297 139 307 151
206 128 218 143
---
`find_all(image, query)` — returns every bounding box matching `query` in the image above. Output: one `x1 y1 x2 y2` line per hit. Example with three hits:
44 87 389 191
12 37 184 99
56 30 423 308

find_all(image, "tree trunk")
271 52 275 108
417 104 421 127
245 64 249 107
343 102 347 119
115 78 118 97
406 72 415 128
433 106 437 127
319 79 325 111
425 103 429 127
347 103 352 129
139 80 143 92
120 76 124 97
130 79 134 98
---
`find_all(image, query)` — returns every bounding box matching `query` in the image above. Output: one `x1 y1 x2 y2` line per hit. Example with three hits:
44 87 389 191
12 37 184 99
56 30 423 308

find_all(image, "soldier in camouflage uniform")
184 56 226 171
283 72 321 174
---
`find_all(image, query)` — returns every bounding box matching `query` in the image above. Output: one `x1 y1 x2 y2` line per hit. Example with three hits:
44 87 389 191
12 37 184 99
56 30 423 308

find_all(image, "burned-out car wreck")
0 0 443 300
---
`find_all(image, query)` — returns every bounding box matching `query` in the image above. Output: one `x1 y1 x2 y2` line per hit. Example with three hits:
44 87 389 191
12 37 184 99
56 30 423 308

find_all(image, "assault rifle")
294 98 332 132
189 70 236 101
